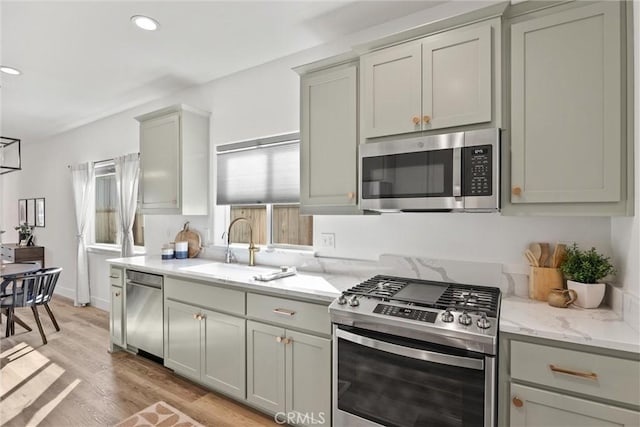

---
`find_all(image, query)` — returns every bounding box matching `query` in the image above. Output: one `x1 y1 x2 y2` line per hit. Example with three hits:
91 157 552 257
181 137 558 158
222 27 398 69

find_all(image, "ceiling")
0 1 442 143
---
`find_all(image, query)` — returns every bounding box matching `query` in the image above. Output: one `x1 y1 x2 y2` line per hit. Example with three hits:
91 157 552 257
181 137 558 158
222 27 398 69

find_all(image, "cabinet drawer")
165 277 245 316
247 293 330 335
109 267 123 287
511 341 640 406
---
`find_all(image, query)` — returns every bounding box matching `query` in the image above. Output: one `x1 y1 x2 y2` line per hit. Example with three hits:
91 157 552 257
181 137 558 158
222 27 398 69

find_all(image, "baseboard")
55 286 74 301
91 296 110 312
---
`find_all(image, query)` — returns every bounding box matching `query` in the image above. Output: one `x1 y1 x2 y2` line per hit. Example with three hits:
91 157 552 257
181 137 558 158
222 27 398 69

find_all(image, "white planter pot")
566 280 606 308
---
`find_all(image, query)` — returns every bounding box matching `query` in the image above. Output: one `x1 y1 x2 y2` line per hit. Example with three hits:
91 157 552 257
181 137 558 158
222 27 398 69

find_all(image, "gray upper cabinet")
508 1 630 212
361 43 422 138
136 104 210 215
361 23 493 138
300 64 359 214
422 25 492 130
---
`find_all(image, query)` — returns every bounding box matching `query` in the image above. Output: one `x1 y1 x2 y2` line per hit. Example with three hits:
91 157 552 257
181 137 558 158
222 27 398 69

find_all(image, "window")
95 161 144 246
230 204 312 247
218 132 312 248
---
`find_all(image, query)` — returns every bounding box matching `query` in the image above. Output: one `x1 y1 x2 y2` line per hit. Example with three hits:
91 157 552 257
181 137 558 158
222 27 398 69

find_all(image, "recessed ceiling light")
131 15 160 31
0 66 22 76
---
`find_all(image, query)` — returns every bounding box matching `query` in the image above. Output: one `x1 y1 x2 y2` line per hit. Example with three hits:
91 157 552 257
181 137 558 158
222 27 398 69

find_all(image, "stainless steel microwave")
359 128 500 212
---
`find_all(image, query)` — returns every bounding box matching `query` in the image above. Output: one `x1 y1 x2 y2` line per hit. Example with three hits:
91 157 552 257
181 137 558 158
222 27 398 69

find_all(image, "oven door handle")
336 328 484 371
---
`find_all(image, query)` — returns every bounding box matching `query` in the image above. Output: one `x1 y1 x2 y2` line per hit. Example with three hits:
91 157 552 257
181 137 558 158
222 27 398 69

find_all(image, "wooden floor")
0 296 279 427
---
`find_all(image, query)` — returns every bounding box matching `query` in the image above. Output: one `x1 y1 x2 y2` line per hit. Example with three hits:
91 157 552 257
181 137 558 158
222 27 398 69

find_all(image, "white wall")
1 0 633 303
610 3 640 298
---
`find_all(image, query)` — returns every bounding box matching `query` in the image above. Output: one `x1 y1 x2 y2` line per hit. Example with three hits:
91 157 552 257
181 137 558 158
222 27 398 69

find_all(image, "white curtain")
115 153 140 257
71 162 95 306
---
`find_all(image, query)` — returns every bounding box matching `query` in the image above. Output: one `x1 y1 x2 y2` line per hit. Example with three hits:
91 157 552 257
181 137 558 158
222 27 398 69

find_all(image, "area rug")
115 401 204 427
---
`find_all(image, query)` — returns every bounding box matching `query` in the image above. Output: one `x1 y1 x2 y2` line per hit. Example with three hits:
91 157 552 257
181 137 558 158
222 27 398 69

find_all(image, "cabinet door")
164 300 201 379
510 383 640 427
110 285 124 347
510 2 621 204
246 320 286 414
422 25 492 130
301 65 358 214
140 112 181 212
361 43 422 138
285 331 331 427
201 309 246 399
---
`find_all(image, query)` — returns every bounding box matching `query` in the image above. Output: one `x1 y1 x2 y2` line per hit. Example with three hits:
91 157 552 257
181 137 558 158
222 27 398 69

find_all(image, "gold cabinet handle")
283 337 293 345
423 115 431 124
549 364 598 380
347 192 355 200
412 116 420 125
273 308 296 317
512 186 522 196
276 336 283 343
512 397 523 408
109 275 119 279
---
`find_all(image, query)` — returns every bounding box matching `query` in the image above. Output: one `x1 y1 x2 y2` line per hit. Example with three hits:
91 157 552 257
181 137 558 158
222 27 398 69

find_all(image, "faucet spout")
226 217 260 266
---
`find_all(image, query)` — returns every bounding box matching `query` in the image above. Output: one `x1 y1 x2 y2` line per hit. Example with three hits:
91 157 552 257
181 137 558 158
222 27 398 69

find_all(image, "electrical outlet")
320 233 335 249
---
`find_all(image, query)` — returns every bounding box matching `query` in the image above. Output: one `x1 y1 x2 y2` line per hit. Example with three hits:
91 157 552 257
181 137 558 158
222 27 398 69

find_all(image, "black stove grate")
435 285 501 317
345 275 501 317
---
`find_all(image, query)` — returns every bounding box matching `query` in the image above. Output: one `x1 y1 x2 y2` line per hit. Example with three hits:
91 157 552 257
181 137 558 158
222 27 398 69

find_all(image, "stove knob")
477 313 491 329
348 296 360 307
441 309 454 323
458 311 472 326
337 294 348 305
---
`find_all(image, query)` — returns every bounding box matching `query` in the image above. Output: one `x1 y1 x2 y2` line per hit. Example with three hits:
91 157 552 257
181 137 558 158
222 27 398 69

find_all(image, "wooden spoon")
525 249 539 267
529 243 542 266
552 243 567 268
539 243 550 267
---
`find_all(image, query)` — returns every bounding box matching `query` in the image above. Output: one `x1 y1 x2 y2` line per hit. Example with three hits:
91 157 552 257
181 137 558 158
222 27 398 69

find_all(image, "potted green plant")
559 243 615 308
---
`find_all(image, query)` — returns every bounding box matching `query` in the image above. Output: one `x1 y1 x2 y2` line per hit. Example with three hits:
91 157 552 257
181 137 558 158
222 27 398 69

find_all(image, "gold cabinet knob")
193 313 198 320
276 336 283 343
512 186 522 196
115 291 121 297
512 397 523 408
283 337 293 345
347 192 355 200
423 115 431 124
412 116 420 125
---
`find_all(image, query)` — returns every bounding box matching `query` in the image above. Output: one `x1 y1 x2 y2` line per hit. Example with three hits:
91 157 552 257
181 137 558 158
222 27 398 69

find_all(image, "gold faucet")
226 217 260 266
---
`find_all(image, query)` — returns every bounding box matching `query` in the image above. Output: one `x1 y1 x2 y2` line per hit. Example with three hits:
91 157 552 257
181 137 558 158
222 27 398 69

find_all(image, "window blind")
216 132 300 205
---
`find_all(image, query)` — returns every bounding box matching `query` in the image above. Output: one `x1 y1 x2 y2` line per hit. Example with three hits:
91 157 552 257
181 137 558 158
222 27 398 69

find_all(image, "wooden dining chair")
1 267 63 344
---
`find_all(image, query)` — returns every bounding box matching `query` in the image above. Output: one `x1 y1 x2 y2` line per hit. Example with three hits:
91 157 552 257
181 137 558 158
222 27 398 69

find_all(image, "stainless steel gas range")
329 275 501 427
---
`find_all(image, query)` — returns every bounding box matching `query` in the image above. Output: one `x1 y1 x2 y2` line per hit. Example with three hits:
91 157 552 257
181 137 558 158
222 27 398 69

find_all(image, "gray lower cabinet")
109 267 124 350
165 299 246 400
510 383 640 427
247 320 331 426
109 285 124 348
506 1 632 215
500 333 640 426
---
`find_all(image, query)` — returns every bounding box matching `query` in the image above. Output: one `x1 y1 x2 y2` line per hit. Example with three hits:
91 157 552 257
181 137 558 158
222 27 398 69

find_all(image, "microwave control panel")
463 145 492 196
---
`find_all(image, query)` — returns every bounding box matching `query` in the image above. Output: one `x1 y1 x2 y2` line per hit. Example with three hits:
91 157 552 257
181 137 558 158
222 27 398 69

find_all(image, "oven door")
334 325 495 427
359 132 463 211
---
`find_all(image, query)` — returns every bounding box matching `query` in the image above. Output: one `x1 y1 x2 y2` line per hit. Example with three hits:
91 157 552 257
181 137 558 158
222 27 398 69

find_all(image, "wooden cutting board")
174 222 201 258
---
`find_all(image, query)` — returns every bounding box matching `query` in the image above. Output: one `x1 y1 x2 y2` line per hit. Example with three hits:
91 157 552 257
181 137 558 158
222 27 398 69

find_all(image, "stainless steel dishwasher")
126 270 163 359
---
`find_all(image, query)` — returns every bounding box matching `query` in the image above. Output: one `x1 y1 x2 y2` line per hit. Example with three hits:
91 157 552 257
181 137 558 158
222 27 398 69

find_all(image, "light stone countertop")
500 296 640 354
107 256 356 303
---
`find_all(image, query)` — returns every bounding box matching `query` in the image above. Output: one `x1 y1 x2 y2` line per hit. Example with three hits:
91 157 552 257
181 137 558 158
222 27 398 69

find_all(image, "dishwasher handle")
126 279 162 290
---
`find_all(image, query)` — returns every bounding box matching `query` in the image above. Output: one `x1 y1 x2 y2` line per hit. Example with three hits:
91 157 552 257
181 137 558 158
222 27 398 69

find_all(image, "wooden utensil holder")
529 267 564 301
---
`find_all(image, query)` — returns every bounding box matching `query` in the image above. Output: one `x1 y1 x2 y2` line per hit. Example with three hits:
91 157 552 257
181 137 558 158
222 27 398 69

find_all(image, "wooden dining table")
1 262 41 277
1 262 42 336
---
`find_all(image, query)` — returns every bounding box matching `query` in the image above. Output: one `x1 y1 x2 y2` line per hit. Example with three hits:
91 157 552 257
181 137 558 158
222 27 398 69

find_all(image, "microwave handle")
336 328 484 370
452 147 462 197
